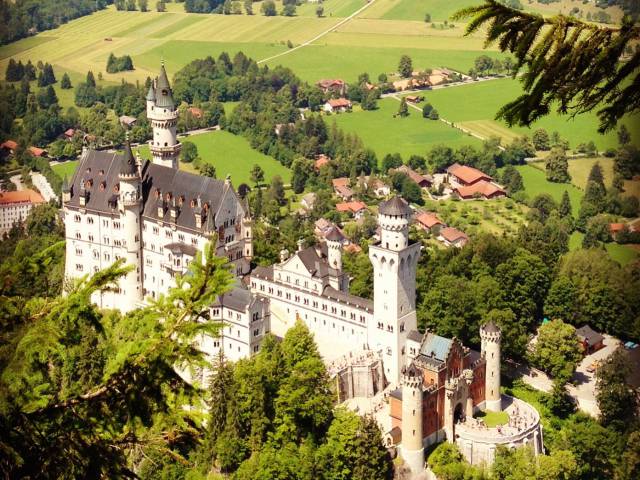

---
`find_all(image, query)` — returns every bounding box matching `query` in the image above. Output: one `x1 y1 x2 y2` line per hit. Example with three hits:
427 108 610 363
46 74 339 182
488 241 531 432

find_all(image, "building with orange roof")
447 163 492 187
324 98 352 113
0 189 45 234
315 154 331 170
393 165 433 189
415 212 444 233
28 146 47 157
438 226 469 248
454 180 506 200
1 140 18 154
336 201 367 218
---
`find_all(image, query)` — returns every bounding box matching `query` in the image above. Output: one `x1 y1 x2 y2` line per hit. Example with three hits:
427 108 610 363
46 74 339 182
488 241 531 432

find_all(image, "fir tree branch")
453 0 640 132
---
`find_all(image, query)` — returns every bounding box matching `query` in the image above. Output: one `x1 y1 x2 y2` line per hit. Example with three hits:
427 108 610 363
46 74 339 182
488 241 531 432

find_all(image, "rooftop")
0 189 45 205
448 163 492 184
378 196 410 216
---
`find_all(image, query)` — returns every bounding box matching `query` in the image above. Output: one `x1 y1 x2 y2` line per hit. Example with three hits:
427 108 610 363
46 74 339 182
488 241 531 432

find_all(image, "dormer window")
162 89 168 96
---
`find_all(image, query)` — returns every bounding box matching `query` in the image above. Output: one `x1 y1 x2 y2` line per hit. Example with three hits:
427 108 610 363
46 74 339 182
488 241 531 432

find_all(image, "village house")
438 226 469 248
415 212 444 234
336 201 367 219
28 146 47 158
405 95 423 104
447 163 493 187
454 180 506 200
332 177 354 200
63 128 76 140
314 218 339 239
392 165 433 190
0 189 45 235
316 78 346 95
274 122 296 136
315 154 331 170
0 140 18 155
576 325 605 355
300 192 317 212
119 115 137 128
324 98 352 113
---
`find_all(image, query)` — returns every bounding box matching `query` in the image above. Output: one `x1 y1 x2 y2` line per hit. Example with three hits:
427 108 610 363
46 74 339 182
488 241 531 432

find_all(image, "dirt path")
257 0 377 64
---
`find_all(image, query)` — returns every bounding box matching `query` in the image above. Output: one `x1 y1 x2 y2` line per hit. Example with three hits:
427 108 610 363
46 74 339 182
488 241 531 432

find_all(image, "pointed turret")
155 61 174 109
62 175 71 203
120 134 138 178
145 83 155 102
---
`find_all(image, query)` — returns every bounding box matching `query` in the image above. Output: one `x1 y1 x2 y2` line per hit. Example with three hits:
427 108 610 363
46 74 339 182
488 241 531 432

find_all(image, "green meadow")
137 131 290 186
51 160 79 179
514 165 583 216
424 78 639 151
329 98 481 160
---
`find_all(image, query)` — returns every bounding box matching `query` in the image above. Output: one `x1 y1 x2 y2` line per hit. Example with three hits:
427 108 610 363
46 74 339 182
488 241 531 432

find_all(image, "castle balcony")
150 143 182 157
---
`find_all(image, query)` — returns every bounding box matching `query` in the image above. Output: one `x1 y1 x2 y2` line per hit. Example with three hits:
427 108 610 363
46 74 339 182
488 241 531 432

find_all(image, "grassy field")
52 130 290 187
566 156 640 198
361 0 483 22
514 165 583 216
475 409 509 427
329 98 480 160
425 78 638 151
423 196 529 236
51 160 79 179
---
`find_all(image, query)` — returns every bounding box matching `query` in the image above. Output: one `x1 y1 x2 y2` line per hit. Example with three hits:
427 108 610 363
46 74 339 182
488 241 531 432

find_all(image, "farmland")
513 165 583 216
424 78 637 152
330 98 481 160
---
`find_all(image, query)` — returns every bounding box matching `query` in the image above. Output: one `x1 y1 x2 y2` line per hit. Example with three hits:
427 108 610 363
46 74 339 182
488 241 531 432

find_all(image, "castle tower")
117 138 143 311
480 321 502 411
325 227 344 271
147 61 181 169
401 367 424 474
368 197 421 384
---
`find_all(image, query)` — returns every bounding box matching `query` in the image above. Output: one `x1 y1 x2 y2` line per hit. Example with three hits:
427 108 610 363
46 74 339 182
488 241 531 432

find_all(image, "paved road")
31 172 57 202
257 0 377 64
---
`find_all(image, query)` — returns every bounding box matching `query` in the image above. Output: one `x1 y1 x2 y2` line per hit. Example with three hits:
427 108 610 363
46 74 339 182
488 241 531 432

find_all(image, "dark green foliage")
106 53 135 73
501 165 523 193
36 63 56 87
381 153 403 173
0 0 109 46
181 141 199 163
454 1 640 132
617 124 631 146
1 243 234 478
398 55 413 78
261 0 277 16
390 172 423 204
545 147 571 183
559 190 572 218
613 145 640 179
60 72 72 89
397 97 409 117
596 349 638 430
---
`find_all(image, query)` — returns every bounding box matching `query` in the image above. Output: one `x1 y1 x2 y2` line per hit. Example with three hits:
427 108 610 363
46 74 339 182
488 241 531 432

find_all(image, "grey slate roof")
323 286 373 311
66 149 240 232
576 325 604 345
213 280 253 312
325 226 344 242
297 244 341 279
252 265 274 280
154 63 175 108
120 140 138 176
482 321 500 333
165 242 198 257
407 330 423 342
379 196 410 216
145 84 155 101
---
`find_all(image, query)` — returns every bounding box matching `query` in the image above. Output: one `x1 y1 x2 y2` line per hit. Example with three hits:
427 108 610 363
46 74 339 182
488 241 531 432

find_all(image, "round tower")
480 321 502 411
118 139 143 311
401 367 424 474
147 61 181 169
377 196 411 251
325 226 344 271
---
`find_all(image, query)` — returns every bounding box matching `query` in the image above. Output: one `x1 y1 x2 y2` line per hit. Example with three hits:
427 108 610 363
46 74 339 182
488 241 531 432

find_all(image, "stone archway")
454 402 464 423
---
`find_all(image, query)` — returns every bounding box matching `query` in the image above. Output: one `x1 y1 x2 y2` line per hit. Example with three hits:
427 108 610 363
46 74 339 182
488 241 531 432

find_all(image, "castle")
62 63 542 474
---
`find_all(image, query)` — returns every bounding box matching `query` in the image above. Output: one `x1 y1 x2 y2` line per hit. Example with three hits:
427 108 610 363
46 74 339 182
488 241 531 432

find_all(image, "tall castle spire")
147 61 181 170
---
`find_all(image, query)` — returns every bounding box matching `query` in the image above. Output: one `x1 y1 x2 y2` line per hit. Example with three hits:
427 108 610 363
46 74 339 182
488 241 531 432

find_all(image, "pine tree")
43 63 56 84
5 58 20 81
24 60 36 81
532 128 550 150
559 190 572 218
60 73 72 89
397 97 409 117
617 124 631 146
587 162 605 189
86 70 96 87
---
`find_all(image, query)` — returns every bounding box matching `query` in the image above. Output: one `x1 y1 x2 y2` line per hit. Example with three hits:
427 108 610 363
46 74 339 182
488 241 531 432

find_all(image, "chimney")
170 195 178 222
194 196 203 229
297 238 304 252
280 249 289 263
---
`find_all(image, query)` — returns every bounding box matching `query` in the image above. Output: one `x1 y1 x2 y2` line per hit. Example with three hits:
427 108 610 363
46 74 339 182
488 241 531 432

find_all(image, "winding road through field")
257 0 378 64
